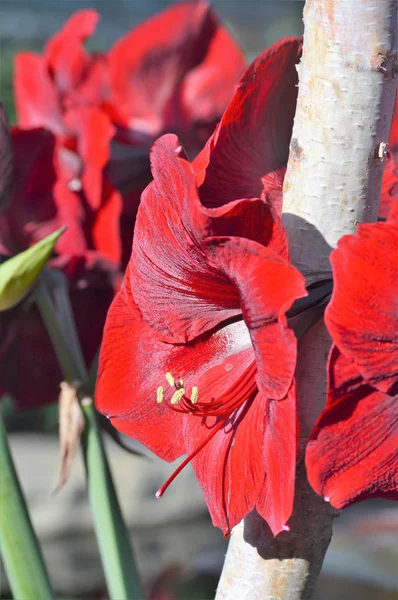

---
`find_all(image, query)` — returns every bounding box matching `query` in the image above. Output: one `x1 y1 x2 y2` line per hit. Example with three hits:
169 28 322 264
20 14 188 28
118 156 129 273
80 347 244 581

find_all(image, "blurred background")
0 1 397 599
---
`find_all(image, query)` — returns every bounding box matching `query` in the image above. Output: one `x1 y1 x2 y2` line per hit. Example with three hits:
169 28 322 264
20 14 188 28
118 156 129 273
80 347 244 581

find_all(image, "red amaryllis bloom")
305 204 398 508
14 2 246 258
0 127 121 409
96 133 306 537
96 38 305 536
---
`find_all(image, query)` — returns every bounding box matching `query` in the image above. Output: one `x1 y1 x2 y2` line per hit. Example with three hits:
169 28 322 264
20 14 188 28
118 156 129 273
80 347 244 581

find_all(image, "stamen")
156 386 164 404
156 417 226 498
165 372 175 387
170 388 185 405
177 379 184 389
190 386 199 404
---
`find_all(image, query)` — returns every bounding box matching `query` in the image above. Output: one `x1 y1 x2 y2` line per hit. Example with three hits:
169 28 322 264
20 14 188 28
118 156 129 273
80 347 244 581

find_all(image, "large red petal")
44 10 99 96
256 384 297 535
130 134 290 343
306 346 398 507
193 38 301 208
204 237 306 399
14 53 64 133
325 220 398 394
129 135 240 343
108 1 220 133
181 21 245 125
185 392 267 536
96 277 255 461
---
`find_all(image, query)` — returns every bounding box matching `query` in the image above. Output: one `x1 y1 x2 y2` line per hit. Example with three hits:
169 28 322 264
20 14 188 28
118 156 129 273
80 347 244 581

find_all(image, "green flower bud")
0 228 65 311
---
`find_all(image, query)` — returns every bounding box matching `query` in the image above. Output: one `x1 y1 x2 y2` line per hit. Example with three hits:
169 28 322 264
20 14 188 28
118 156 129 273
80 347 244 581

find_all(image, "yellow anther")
165 372 175 387
170 388 185 405
177 379 184 389
190 386 199 404
156 386 164 404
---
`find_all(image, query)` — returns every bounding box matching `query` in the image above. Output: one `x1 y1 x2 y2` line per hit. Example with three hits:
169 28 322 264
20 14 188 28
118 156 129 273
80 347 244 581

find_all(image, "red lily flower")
14 2 246 256
305 205 398 508
0 127 122 409
96 39 307 536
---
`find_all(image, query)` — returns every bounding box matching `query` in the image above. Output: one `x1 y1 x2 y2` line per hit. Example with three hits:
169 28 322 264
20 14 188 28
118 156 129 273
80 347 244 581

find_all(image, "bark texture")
216 0 397 598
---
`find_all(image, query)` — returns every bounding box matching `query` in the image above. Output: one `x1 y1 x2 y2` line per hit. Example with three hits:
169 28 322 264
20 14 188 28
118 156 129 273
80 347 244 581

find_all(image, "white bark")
216 1 397 599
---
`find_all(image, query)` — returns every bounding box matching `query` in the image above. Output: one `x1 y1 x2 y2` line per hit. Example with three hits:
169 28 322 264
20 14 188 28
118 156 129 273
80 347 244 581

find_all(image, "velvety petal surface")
194 37 301 207
257 384 297 535
185 392 267 536
325 220 398 395
306 346 398 507
204 237 306 399
130 134 291 344
96 277 255 461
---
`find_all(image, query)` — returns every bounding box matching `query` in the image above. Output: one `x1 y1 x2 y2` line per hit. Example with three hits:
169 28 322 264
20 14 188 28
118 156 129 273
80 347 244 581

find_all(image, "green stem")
81 399 145 600
35 275 146 600
0 411 54 600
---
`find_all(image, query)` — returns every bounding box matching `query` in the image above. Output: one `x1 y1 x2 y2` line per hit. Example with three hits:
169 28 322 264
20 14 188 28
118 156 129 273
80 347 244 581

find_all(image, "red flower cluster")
0 2 245 409
14 2 245 265
96 39 305 536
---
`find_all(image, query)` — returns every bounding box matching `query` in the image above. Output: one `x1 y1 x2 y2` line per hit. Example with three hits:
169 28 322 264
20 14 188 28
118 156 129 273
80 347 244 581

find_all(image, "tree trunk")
216 0 397 598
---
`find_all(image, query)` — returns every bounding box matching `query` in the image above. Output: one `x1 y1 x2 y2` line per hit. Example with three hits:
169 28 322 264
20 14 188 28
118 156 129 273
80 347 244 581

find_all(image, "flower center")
155 361 257 498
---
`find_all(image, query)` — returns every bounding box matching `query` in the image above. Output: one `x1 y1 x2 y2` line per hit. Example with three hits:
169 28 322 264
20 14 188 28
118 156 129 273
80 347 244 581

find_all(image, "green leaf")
0 227 65 311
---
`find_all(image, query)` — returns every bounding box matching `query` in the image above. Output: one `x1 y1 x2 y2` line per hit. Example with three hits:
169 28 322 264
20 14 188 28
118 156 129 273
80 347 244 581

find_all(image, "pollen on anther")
156 386 164 404
171 388 185 405
165 372 175 387
190 386 199 404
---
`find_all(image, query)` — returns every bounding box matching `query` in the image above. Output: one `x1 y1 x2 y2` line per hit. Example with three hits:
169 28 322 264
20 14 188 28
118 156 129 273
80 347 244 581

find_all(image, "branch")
216 1 396 598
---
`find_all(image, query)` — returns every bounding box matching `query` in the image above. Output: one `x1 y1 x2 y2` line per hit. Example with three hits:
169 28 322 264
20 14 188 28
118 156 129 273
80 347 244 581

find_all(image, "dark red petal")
130 134 290 343
257 384 297 535
3 128 62 252
130 135 241 343
96 277 255 461
14 53 64 133
325 220 398 394
185 392 267 536
44 10 99 95
193 37 301 208
306 346 398 507
204 237 306 399
181 22 245 124
65 107 115 210
108 0 220 132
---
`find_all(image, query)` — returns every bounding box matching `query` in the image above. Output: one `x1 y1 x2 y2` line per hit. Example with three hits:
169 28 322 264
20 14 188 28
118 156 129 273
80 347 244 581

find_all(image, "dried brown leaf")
55 380 85 492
